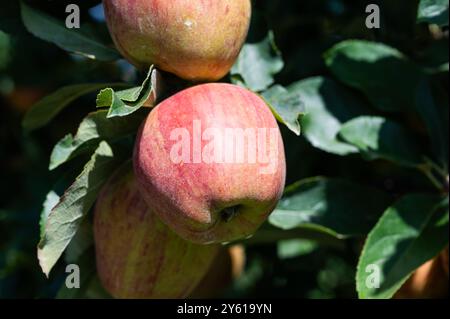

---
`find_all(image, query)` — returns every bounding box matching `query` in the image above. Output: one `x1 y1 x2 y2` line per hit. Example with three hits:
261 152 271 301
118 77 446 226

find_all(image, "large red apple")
133 83 286 244
94 162 219 299
103 0 251 81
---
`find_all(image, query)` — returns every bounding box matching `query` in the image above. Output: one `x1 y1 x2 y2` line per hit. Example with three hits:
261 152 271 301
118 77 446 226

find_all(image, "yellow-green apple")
133 83 286 244
103 0 251 82
94 162 219 299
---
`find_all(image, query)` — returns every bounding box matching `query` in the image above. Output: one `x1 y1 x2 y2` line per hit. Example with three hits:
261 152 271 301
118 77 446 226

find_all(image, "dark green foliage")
1 0 448 299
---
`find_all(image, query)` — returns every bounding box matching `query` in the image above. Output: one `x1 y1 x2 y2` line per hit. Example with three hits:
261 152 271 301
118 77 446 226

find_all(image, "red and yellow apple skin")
103 0 251 82
133 83 286 244
94 162 219 299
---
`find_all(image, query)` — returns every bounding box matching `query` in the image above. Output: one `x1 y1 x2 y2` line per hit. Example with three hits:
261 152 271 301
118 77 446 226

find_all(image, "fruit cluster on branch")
95 0 286 298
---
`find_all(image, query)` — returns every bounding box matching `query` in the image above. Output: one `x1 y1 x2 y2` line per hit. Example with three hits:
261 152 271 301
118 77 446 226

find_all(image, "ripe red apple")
94 162 219 299
103 0 251 81
133 83 286 244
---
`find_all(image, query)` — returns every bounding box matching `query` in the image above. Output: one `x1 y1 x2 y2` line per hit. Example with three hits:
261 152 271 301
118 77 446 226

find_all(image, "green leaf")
22 83 126 132
356 194 449 299
38 142 123 277
96 66 157 118
20 2 119 61
49 109 147 170
64 219 94 264
269 177 391 237
247 224 344 248
231 32 284 92
0 30 11 70
262 85 306 136
417 0 449 26
277 239 319 259
39 167 87 239
339 116 424 167
415 79 449 170
325 40 424 112
294 77 369 155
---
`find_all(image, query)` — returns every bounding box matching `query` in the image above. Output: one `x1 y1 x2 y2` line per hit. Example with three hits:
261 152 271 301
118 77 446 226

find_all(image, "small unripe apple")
103 0 251 81
134 83 286 244
94 162 219 299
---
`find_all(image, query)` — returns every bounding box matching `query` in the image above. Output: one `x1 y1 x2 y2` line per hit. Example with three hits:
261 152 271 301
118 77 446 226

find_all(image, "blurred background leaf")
417 0 449 26
0 31 12 71
21 1 119 61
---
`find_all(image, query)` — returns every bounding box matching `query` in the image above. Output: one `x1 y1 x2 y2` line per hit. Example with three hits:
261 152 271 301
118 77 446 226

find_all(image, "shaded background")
1 0 448 298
